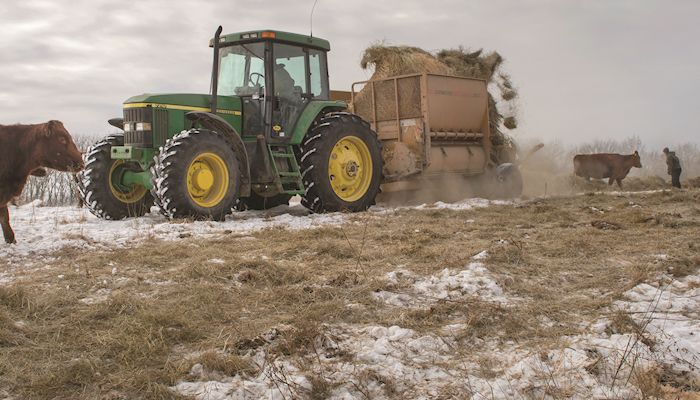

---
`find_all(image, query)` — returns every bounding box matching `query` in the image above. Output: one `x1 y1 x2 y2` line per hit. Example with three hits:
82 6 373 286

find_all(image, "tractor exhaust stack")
210 25 223 114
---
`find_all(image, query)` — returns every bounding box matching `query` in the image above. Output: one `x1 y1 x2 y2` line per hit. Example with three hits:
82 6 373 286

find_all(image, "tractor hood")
123 93 241 115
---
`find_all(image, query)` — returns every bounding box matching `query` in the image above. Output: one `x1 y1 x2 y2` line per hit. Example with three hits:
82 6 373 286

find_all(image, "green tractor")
79 27 383 220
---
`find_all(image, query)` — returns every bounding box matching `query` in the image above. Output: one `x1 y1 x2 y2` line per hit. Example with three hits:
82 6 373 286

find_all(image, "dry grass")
193 350 254 377
1 190 699 398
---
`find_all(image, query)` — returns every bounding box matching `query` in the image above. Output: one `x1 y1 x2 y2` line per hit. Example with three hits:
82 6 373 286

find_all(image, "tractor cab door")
217 42 267 137
270 43 329 140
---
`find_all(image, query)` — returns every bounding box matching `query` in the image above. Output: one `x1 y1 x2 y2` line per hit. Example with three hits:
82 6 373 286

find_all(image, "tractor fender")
290 100 347 144
185 111 251 196
108 118 124 130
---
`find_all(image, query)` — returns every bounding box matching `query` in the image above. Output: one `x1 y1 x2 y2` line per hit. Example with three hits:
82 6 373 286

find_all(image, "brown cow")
0 121 84 244
573 151 642 189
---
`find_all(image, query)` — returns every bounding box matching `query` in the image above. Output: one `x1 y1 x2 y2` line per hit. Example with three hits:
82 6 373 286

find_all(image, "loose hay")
360 45 453 78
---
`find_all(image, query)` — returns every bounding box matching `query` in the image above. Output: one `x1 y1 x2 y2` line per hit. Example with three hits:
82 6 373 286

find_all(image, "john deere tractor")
80 27 383 220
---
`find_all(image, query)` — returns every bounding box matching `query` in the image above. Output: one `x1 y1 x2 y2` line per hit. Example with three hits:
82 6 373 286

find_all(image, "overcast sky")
1 0 698 148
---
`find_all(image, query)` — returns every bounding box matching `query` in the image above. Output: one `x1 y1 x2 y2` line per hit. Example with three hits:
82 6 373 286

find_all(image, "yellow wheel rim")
328 136 373 202
109 160 147 204
187 152 229 208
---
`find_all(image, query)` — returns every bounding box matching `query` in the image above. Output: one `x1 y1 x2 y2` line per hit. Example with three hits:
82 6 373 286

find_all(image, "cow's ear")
38 123 53 138
45 120 62 137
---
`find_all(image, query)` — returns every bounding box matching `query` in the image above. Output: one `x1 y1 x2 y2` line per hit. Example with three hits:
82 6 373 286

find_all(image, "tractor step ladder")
268 145 305 195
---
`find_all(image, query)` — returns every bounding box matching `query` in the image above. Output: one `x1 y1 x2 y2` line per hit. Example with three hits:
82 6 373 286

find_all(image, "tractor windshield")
217 43 266 96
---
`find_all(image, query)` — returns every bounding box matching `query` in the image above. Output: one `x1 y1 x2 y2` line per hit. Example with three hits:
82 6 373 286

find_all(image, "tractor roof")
210 29 331 51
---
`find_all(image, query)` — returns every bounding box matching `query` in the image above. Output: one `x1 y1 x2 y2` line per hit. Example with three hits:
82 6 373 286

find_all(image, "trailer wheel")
78 134 153 220
493 163 523 199
152 129 241 220
236 192 292 211
298 112 382 213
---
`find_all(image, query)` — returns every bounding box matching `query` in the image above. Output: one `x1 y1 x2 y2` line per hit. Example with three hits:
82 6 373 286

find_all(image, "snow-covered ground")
0 197 501 265
615 277 700 387
3 195 698 399
172 270 700 400
372 260 509 307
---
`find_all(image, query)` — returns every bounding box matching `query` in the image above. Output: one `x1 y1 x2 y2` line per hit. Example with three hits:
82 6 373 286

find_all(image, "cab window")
273 44 306 97
309 49 328 99
217 43 266 96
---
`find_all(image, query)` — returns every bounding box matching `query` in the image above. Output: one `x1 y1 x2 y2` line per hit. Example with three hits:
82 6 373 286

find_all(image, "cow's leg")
616 179 623 189
608 177 615 186
0 206 16 244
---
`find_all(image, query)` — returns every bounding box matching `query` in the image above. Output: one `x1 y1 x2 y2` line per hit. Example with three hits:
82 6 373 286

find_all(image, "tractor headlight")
136 122 152 131
123 123 132 132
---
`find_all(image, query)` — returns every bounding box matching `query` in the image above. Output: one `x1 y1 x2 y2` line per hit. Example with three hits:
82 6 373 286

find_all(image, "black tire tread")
297 112 383 213
151 128 241 220
78 134 153 220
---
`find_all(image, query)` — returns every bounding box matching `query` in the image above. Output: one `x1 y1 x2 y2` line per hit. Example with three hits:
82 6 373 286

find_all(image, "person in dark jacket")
663 147 682 188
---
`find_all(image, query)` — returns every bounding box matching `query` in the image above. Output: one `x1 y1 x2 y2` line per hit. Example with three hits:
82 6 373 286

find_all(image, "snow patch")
171 322 663 400
0 203 348 263
417 198 510 210
169 271 700 399
614 278 700 386
1 197 503 265
372 197 509 212
373 263 507 307
0 272 14 285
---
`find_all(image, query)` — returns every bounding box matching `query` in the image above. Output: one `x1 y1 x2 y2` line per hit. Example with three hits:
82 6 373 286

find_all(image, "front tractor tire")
79 134 154 220
299 112 383 213
152 129 241 220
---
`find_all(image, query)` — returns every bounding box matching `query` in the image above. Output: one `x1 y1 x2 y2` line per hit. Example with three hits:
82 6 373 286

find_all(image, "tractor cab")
212 30 331 141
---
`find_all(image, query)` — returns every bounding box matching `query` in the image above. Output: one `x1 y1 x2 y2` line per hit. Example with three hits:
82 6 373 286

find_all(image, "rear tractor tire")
79 134 154 220
151 129 241 220
298 112 383 213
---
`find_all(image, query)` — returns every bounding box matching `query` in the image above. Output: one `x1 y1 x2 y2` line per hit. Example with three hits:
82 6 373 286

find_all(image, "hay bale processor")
79 27 522 220
350 73 521 197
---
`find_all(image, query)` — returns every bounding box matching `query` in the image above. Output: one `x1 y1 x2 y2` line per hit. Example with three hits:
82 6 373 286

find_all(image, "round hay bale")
361 45 453 79
355 46 453 122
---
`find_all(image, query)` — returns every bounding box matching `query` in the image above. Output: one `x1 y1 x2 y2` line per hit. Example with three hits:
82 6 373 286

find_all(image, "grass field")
1 190 699 399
